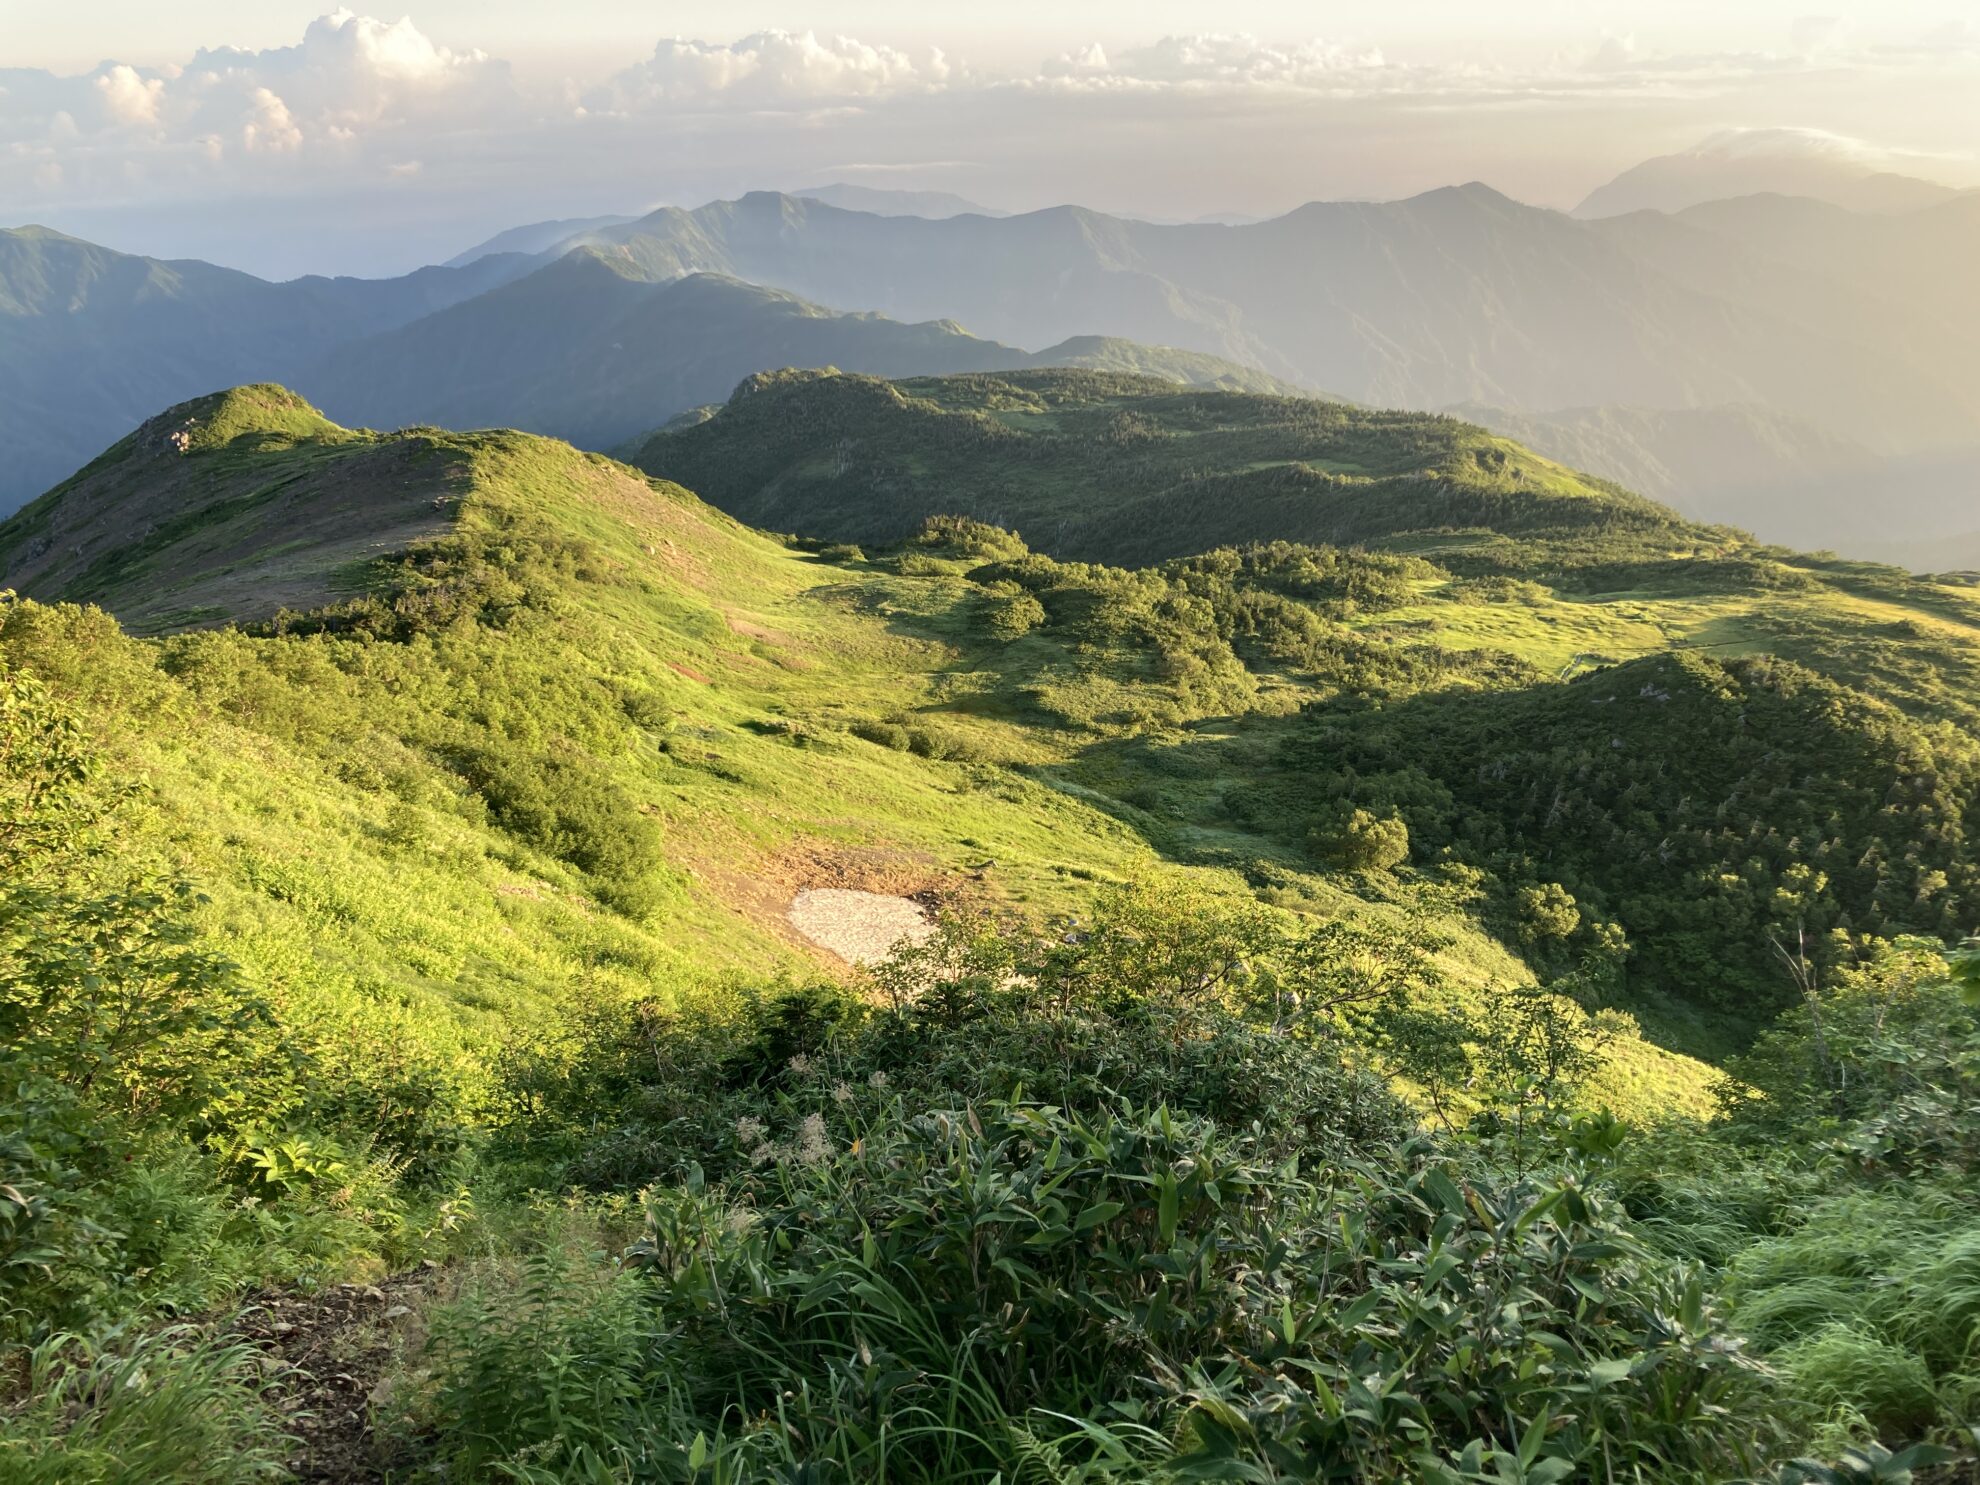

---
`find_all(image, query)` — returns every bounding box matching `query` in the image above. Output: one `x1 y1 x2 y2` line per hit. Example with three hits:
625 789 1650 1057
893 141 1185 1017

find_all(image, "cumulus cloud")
1038 33 1388 91
93 65 164 126
1582 35 1639 74
5 11 1978 278
591 30 950 110
240 87 303 153
0 8 511 194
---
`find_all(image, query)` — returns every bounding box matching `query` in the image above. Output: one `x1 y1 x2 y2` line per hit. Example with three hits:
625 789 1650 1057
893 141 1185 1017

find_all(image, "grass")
0 394 1760 1128
0 1329 294 1483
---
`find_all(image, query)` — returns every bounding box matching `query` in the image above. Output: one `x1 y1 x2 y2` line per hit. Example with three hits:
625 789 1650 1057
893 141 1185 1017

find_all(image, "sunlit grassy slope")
3 374 1980 1124
0 385 1775 1120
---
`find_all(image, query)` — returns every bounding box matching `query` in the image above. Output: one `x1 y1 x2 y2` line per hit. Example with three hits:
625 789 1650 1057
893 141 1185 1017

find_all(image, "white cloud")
594 31 949 110
1038 33 1388 92
94 64 163 126
1689 125 1877 163
0 9 509 176
5 13 1978 278
241 88 302 153
1583 35 1639 74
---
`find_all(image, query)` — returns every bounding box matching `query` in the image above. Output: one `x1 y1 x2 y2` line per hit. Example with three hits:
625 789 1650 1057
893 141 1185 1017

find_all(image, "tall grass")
0 1329 292 1484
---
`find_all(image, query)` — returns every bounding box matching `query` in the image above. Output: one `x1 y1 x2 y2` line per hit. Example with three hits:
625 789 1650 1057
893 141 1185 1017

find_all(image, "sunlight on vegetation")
3 380 1978 1480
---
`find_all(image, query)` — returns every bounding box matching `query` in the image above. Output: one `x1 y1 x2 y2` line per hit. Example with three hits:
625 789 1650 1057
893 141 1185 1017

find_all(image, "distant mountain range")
8 176 1980 563
444 215 639 267
300 252 1299 453
1575 129 1967 218
1450 401 1980 571
0 224 537 507
790 183 1004 218
555 187 1980 455
0 218 1290 514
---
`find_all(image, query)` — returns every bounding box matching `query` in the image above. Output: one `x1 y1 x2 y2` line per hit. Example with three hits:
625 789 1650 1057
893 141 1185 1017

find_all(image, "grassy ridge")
629 367 1725 568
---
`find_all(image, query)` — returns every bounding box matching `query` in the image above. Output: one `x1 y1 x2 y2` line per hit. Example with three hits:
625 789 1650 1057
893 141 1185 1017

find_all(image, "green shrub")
455 745 661 914
418 1243 664 1479
848 717 912 750
982 590 1047 640
616 1097 1759 1483
1309 805 1411 871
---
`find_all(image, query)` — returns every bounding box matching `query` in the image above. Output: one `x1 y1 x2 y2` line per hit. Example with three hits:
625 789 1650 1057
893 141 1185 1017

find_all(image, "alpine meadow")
4 7 1980 1484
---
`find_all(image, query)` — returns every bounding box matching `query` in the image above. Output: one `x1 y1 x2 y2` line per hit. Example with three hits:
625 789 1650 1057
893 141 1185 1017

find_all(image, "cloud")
93 65 163 126
240 87 303 153
1688 125 1877 163
0 9 510 182
592 31 950 110
1582 35 1639 73
1038 34 1388 91
5 12 1978 278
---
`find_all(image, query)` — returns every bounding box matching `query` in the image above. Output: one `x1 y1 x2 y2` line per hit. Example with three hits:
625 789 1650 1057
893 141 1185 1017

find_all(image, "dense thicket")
1236 651 1980 1009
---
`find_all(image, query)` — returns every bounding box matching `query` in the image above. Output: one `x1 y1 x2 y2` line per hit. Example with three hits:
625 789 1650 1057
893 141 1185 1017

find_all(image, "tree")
1310 807 1410 872
1515 882 1581 946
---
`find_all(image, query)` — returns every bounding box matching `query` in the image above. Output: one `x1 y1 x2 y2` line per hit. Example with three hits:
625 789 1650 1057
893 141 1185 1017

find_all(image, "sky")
5 3 1978 278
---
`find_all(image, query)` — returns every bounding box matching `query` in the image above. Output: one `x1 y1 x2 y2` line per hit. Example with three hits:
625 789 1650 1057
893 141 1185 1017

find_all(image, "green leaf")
1075 1200 1126 1232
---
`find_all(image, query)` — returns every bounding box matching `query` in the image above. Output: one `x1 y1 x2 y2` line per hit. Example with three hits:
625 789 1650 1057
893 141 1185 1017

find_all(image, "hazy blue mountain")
1575 131 1964 218
790 183 1004 218
443 214 639 267
570 188 1980 458
0 225 535 510
15 185 1980 557
299 252 1305 450
1447 402 1871 520
1455 402 1980 567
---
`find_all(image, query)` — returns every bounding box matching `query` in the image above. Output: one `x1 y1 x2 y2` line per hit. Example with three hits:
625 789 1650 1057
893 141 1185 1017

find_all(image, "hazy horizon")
8 4 1980 278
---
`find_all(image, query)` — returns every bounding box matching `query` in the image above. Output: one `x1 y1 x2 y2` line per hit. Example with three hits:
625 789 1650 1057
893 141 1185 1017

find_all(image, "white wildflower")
796 1112 833 1165
831 1080 854 1106
735 1115 767 1145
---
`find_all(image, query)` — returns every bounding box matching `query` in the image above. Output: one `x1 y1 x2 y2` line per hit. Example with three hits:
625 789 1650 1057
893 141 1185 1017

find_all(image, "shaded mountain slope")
298 254 1302 451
